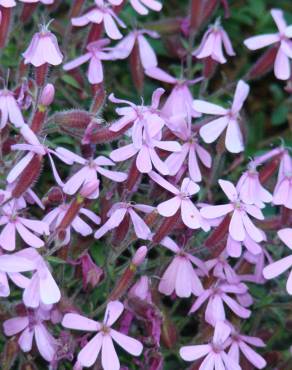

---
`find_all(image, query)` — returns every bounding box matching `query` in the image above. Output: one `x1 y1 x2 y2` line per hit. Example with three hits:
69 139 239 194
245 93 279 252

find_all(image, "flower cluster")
0 1 291 369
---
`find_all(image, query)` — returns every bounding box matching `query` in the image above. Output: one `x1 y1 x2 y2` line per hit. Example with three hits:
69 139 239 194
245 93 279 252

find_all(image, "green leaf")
271 105 289 126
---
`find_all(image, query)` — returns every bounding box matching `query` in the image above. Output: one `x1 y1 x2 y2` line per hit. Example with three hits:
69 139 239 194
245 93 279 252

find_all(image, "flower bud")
132 246 147 267
53 110 92 130
80 253 103 290
39 83 55 107
246 46 278 80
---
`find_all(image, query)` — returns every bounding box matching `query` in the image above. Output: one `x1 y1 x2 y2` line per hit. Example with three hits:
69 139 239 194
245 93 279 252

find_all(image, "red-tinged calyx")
35 63 49 87
12 154 43 198
0 7 12 48
152 210 181 244
204 213 231 248
130 41 144 93
246 46 278 80
90 83 105 114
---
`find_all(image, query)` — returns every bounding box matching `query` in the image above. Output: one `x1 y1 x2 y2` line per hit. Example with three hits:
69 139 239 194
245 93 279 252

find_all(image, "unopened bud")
80 253 103 290
53 110 92 130
132 246 147 266
40 83 55 107
247 46 278 80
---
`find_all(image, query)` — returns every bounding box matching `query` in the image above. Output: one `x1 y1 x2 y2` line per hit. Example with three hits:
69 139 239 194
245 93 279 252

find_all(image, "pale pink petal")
232 80 250 113
18 327 34 352
97 167 127 182
18 218 49 235
7 152 34 183
149 148 169 175
0 272 10 297
181 200 202 229
110 144 138 162
219 179 238 201
34 324 56 362
242 212 264 242
110 329 143 356
138 34 157 69
103 13 122 40
286 270 292 294
199 116 229 143
158 258 179 295
181 177 200 195
244 34 279 50
200 204 233 219
63 53 91 71
244 205 264 220
221 29 236 56
188 148 202 182
0 254 35 272
87 56 103 84
196 32 216 59
221 352 241 370
263 255 292 279
78 332 103 367
189 289 211 313
128 209 151 239
278 228 292 249
94 208 127 239
196 144 212 168
227 236 242 258
72 216 92 236
145 66 176 84
222 294 251 318
157 196 181 217
271 8 287 33
101 335 120 370
213 321 231 345
193 100 227 116
175 258 193 297
148 170 179 195
225 120 244 153
3 317 29 336
136 146 152 173
238 341 266 369
39 269 61 305
199 353 215 370
62 314 100 331
0 222 16 251
229 210 245 241
63 167 90 195
104 301 124 326
274 48 290 80
179 344 210 361
23 274 40 308
130 0 149 15
15 222 44 248
166 145 189 176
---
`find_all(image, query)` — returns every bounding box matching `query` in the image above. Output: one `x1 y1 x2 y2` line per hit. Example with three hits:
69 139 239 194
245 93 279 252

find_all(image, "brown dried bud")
12 154 43 198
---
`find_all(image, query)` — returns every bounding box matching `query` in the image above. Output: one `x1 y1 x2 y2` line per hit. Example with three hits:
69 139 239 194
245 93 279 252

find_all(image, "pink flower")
94 202 153 239
158 237 206 297
79 252 103 290
55 148 127 198
108 88 165 136
110 125 181 175
193 80 250 153
237 161 272 208
193 20 235 63
44 203 100 245
129 0 162 15
112 29 159 69
227 330 267 369
7 125 74 187
244 9 292 80
71 0 126 40
0 250 36 297
165 115 212 182
63 39 116 84
263 228 292 294
206 252 240 284
226 233 263 258
129 276 152 302
145 67 202 119
149 172 210 231
12 248 61 308
23 23 63 66
0 88 25 129
62 301 143 369
189 281 251 325
0 201 49 250
3 306 57 362
201 179 265 243
273 150 292 209
180 321 241 370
